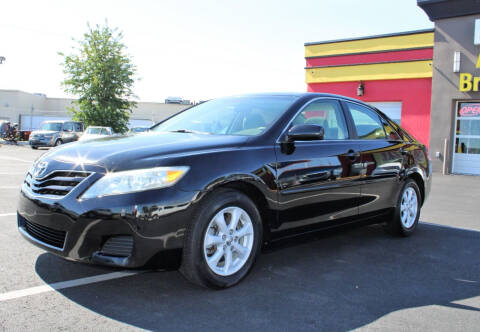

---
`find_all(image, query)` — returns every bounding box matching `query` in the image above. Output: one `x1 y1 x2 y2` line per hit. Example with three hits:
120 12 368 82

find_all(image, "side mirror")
287 124 324 142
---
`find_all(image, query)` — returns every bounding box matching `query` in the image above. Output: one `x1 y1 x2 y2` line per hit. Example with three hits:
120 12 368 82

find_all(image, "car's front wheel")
180 188 262 289
385 179 421 236
54 139 63 146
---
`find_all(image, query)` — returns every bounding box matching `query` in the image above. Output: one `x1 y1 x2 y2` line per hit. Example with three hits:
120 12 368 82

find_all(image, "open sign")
459 104 480 117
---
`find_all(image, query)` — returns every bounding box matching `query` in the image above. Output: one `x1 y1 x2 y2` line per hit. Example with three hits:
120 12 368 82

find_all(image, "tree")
60 23 137 133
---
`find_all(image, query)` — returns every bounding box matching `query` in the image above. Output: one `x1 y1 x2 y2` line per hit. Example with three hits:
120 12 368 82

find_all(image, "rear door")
73 122 84 140
273 98 363 233
343 101 407 216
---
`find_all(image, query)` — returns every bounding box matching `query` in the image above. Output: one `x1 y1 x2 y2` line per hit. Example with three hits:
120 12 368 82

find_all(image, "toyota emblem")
33 161 48 178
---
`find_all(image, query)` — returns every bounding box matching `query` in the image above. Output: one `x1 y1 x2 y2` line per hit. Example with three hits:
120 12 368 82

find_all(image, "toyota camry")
17 93 431 288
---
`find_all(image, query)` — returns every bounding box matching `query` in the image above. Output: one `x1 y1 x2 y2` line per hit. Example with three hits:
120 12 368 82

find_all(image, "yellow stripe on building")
305 60 433 83
305 32 434 58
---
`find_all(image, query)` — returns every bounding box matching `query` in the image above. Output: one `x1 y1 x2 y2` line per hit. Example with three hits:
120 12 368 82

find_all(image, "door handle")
346 149 360 160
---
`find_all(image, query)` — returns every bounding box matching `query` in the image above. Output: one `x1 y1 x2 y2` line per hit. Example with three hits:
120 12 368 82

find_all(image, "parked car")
79 126 113 142
29 120 84 149
18 93 431 289
128 126 150 134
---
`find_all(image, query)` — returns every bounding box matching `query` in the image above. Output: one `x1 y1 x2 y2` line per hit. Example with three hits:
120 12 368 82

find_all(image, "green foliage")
59 23 137 133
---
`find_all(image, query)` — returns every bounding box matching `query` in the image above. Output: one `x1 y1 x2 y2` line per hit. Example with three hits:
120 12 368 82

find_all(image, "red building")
305 29 434 146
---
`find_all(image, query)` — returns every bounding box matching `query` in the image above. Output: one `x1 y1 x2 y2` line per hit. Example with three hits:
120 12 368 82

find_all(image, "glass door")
453 102 480 175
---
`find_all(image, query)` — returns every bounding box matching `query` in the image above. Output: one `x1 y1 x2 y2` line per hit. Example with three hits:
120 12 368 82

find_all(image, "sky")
0 0 433 103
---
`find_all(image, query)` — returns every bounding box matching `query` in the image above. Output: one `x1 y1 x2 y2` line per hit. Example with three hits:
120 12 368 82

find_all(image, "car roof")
229 92 370 104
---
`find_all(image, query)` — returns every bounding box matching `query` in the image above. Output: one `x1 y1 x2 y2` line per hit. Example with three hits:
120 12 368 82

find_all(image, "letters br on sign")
458 53 480 92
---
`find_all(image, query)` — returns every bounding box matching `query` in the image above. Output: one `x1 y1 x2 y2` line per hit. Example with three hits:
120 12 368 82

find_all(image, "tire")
180 188 263 289
54 139 62 146
384 179 421 237
31 146 38 150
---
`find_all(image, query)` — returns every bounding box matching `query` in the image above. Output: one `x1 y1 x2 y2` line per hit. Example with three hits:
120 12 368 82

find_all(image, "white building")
0 89 189 131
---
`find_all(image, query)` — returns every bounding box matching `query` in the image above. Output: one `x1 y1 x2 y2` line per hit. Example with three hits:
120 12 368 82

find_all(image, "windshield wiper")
169 129 210 134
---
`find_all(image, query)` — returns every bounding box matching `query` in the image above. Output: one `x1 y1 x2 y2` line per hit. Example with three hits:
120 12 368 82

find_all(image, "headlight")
80 166 189 199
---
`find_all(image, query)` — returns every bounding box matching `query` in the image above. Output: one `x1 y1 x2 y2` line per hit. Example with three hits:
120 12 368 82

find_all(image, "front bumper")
29 138 54 147
17 186 199 268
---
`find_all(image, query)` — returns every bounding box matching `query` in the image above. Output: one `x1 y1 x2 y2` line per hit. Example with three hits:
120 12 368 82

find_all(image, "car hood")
40 131 250 173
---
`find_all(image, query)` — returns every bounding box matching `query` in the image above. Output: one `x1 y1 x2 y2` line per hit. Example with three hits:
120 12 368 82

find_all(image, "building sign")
459 103 480 117
459 52 480 92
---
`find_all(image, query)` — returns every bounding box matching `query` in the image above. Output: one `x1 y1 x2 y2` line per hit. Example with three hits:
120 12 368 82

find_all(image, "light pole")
0 56 5 64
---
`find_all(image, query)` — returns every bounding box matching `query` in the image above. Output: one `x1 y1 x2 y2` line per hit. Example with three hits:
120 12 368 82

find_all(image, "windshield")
132 127 148 132
86 127 103 134
40 122 62 131
152 96 298 136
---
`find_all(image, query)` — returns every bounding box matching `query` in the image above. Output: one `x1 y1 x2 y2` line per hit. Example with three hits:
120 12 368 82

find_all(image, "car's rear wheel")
180 188 262 289
385 179 421 236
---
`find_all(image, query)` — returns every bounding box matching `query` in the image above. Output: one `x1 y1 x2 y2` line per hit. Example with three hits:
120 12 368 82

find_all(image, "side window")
74 123 83 132
346 103 386 139
382 119 402 140
388 120 412 142
63 122 74 132
291 100 348 140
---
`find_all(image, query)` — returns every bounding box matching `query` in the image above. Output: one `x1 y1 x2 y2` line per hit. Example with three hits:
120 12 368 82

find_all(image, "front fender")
191 170 278 210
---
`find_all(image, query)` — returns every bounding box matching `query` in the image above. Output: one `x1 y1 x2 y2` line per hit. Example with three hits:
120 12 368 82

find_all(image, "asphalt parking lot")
0 144 479 331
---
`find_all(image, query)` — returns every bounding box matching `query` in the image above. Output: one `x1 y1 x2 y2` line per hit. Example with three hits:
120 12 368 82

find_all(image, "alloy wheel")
400 187 418 228
203 206 254 276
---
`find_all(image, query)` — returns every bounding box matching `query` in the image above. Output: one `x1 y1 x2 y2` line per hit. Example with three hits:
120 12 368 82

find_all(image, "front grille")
99 236 134 257
24 171 91 197
23 219 66 249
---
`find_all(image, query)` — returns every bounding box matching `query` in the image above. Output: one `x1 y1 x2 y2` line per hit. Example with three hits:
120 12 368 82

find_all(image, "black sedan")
17 93 431 288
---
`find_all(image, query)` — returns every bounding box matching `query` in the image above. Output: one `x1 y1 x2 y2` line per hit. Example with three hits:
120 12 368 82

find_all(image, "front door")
453 102 480 175
273 99 363 234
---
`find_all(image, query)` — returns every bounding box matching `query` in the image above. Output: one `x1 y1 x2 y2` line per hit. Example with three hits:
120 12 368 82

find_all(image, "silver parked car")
29 120 84 149
79 126 114 142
